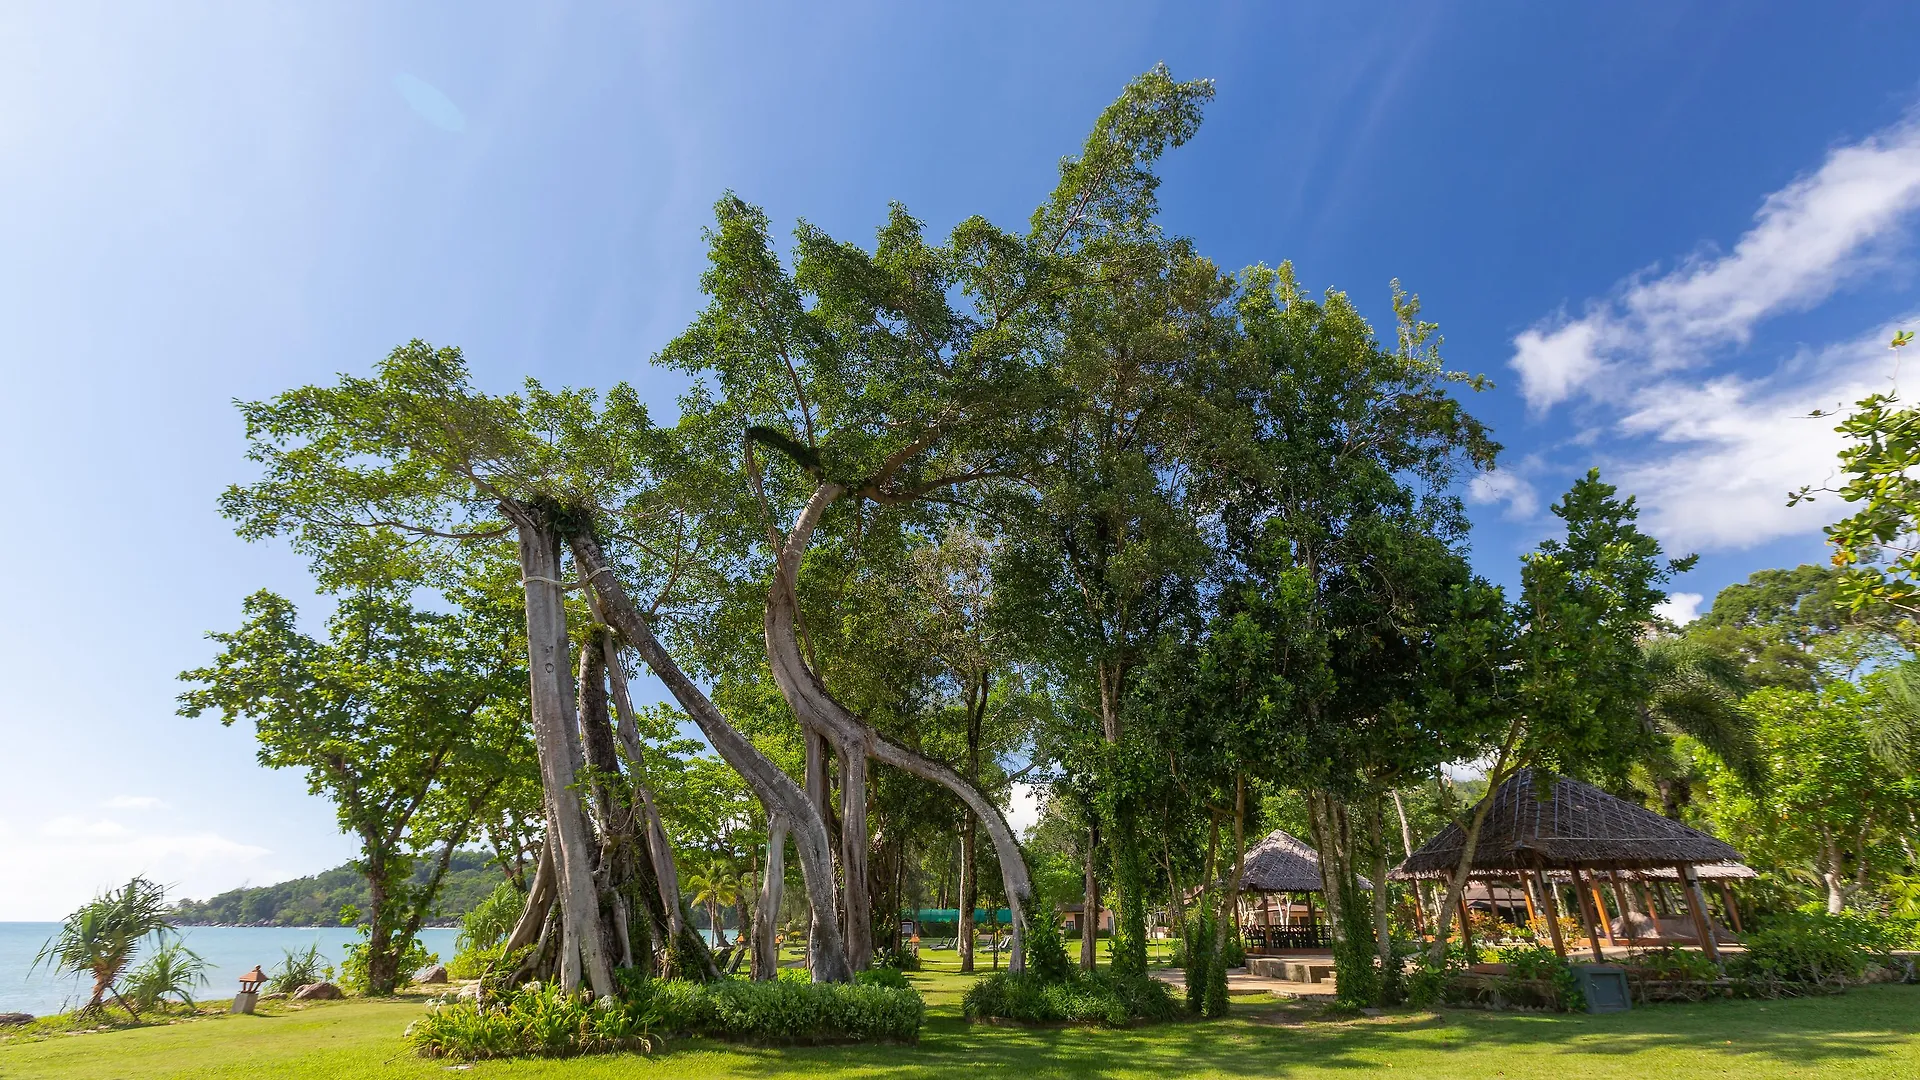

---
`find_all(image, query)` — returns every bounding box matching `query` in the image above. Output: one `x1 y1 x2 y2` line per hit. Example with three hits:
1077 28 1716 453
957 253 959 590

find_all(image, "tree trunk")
1217 775 1247 973
509 511 615 998
505 840 556 954
837 731 874 968
594 618 715 978
754 815 788 980
1391 789 1429 932
1368 800 1393 974
761 483 1032 972
958 811 977 973
564 527 851 982
1081 822 1100 971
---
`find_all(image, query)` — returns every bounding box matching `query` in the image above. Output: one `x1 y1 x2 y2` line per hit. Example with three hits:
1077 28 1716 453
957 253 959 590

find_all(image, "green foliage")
1182 910 1215 1015
122 939 209 1012
1023 906 1076 984
872 947 921 973
635 978 923 1044
1727 911 1878 985
340 933 437 996
408 982 659 1060
170 851 511 928
265 943 333 995
1630 945 1721 982
1496 944 1585 1012
33 877 176 1013
961 971 1177 1027
1331 881 1381 1008
449 880 525 978
1405 941 1473 1009
855 966 910 990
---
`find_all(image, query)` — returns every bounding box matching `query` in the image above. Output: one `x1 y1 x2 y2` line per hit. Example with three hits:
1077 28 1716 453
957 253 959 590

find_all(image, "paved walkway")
1151 967 1339 998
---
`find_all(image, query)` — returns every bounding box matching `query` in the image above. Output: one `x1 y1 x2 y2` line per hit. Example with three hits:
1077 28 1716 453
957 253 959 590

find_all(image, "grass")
3 969 1916 1079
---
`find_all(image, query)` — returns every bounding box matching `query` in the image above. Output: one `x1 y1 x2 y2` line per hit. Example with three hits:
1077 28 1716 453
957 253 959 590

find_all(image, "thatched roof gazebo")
1393 769 1744 961
1240 829 1373 894
1235 829 1370 953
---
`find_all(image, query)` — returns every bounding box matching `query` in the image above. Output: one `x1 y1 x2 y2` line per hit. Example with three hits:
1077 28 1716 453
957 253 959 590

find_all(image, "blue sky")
5 2 1920 918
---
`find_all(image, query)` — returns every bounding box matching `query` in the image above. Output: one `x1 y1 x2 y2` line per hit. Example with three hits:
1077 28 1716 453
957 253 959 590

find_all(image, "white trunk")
764 483 1034 972
565 528 853 982
511 514 615 998
755 816 788 980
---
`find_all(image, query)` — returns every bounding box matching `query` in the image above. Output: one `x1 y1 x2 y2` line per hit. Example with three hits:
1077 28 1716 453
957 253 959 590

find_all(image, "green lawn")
3 970 1916 1080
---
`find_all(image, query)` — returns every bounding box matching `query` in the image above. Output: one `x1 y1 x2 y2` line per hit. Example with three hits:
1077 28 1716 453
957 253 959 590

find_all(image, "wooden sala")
1391 769 1744 962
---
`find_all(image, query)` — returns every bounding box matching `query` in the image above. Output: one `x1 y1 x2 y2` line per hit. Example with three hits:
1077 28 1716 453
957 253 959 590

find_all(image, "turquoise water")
0 923 460 1017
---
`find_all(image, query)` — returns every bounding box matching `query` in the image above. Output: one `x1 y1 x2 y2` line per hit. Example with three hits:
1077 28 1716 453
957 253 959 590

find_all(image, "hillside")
170 851 507 927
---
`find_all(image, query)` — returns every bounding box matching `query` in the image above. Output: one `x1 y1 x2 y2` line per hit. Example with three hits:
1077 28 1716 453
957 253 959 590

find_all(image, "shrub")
1496 944 1584 1012
340 934 437 995
856 965 910 989
962 970 1176 1027
408 982 658 1060
266 943 333 995
1024 908 1076 984
448 882 525 979
873 946 921 972
1630 944 1720 982
447 943 505 981
1405 941 1472 1009
1727 911 1875 986
123 939 209 1012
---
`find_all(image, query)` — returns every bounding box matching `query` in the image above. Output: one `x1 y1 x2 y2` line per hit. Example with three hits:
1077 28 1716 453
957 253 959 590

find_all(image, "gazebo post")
1570 867 1604 963
1678 864 1720 963
1521 873 1539 927
1718 881 1743 935
1534 861 1567 958
1455 879 1475 957
1588 877 1617 947
1610 871 1637 949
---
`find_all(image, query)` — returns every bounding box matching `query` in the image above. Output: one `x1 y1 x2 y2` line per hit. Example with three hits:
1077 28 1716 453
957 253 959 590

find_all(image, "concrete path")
1151 967 1339 999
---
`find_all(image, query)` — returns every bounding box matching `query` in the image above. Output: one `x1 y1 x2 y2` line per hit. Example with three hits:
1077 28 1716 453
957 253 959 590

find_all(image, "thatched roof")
1239 829 1373 893
1392 768 1741 878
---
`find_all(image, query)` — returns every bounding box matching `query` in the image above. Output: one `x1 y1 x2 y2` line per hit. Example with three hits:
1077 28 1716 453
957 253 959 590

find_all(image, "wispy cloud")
0 815 271 919
1513 112 1920 412
103 795 169 811
1506 110 1920 553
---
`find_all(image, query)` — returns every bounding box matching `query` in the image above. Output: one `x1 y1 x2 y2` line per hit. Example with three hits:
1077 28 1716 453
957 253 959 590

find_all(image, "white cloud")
103 795 169 811
1655 592 1705 625
1512 112 1920 411
1005 781 1042 837
1468 468 1541 521
0 816 272 919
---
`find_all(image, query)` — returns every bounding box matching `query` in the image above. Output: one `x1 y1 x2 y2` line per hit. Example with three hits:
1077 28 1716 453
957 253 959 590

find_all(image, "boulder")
0 1013 33 1026
416 964 449 985
292 982 343 1001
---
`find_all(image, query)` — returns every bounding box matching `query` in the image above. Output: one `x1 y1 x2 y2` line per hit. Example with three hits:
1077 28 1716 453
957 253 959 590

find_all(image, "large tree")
178 548 531 994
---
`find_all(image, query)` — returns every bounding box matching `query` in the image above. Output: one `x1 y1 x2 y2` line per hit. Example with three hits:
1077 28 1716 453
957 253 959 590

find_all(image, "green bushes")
962 970 1176 1027
1728 911 1877 986
448 882 524 979
1024 908 1076 984
412 977 923 1060
855 965 910 989
407 982 658 1060
339 934 436 995
265 943 332 995
1405 942 1472 1009
1631 944 1721 982
1495 944 1585 1012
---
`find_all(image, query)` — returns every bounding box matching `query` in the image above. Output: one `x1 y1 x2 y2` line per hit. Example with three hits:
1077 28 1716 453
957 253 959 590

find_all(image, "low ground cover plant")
409 976 923 1060
1495 944 1585 1012
962 969 1177 1027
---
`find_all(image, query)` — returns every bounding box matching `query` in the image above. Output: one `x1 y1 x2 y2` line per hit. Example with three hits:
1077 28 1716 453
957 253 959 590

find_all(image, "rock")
259 992 288 1001
292 982 343 1001
416 964 449 985
0 1013 33 1026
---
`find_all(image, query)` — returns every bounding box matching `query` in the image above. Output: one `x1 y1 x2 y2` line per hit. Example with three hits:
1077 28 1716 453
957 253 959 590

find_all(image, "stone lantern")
231 965 267 1015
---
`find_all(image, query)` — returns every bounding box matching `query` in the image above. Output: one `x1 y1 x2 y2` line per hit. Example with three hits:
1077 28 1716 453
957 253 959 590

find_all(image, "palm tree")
33 877 174 1014
685 858 741 947
1638 636 1758 818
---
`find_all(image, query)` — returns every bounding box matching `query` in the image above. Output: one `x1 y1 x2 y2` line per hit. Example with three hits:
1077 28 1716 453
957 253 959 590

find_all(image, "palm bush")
123 939 209 1012
32 876 174 1014
266 943 333 994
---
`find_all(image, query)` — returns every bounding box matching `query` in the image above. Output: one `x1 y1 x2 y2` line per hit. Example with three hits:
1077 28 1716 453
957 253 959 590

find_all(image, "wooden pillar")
1536 864 1567 958
1521 873 1539 926
1610 872 1637 948
1719 881 1743 935
1456 882 1475 956
1590 881 1617 946
1570 868 1605 963
1679 864 1720 962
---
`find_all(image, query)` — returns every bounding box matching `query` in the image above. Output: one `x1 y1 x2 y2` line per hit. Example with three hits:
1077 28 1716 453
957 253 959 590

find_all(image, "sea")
0 923 461 1018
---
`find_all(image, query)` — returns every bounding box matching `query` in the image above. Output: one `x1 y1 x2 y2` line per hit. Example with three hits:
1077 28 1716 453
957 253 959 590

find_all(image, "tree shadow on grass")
697 985 1920 1079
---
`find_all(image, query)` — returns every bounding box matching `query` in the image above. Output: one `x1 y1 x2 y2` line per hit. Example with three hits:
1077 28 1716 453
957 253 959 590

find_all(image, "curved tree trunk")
505 839 556 955
763 482 1034 973
564 527 853 982
508 511 616 998
754 815 788 980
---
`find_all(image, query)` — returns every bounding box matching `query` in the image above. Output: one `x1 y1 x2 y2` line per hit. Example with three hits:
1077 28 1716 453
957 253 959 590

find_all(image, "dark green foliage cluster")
170 852 504 927
639 978 923 1043
855 966 910 989
1727 910 1905 986
1181 910 1228 1017
872 947 921 973
340 934 436 995
407 982 658 1060
1331 884 1381 1008
265 943 333 994
412 978 923 1061
1631 944 1722 982
961 971 1177 1027
1024 907 1076 984
1495 944 1585 1012
1404 941 1472 1009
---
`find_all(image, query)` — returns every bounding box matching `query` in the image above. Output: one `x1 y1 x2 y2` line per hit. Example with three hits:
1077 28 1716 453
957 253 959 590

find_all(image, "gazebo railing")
1246 924 1329 951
